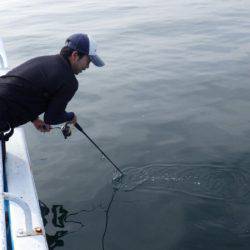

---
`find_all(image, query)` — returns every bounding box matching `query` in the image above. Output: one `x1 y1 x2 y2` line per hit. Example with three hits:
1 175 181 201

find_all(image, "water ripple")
113 163 250 201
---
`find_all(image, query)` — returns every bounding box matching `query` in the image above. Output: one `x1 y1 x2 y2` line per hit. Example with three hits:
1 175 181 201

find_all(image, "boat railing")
3 192 43 237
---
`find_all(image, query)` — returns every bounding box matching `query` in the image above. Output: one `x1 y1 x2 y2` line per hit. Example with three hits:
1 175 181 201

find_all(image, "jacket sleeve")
43 81 77 125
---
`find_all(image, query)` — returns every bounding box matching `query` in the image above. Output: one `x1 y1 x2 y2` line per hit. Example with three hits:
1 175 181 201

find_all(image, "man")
0 33 104 134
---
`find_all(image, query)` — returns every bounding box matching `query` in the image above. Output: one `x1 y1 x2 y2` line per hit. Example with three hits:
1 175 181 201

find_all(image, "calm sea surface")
2 0 250 249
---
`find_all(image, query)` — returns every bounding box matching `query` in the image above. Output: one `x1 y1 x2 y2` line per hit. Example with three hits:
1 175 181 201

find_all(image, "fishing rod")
74 122 124 176
49 122 124 178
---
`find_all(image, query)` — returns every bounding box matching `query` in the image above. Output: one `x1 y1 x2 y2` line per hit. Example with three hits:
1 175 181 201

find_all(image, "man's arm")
43 80 78 125
32 115 77 133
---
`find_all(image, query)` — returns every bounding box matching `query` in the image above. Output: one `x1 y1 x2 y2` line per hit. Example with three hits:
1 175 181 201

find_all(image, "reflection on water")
39 201 88 249
39 197 116 250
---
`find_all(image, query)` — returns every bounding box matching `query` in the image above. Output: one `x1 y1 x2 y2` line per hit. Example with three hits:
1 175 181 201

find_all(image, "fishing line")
101 188 118 250
50 122 126 249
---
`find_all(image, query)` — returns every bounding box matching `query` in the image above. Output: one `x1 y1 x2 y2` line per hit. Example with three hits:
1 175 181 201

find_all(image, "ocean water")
2 0 250 249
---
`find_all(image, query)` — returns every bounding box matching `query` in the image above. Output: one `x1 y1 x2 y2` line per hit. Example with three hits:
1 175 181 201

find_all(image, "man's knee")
0 121 9 133
0 123 14 141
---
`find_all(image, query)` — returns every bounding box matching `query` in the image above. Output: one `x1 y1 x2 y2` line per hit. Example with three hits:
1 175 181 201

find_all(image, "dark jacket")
0 54 78 128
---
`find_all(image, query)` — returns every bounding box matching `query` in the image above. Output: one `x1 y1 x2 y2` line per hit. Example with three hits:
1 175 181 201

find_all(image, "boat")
0 38 48 249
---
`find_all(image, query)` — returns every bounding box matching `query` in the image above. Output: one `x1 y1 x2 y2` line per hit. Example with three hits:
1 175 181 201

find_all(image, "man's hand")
32 118 51 132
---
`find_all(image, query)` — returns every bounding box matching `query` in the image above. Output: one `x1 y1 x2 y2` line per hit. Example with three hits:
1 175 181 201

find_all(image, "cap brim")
89 55 105 67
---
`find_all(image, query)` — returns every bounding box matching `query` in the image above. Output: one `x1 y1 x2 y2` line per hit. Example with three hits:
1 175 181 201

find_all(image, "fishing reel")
42 122 72 139
61 122 72 139
45 122 73 139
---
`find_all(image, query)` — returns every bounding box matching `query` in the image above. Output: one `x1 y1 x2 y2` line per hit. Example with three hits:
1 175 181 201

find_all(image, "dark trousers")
0 99 10 133
0 102 14 167
0 132 6 167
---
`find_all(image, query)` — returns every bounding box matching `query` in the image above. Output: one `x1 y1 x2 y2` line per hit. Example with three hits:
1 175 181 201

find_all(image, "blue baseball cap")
65 33 105 67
